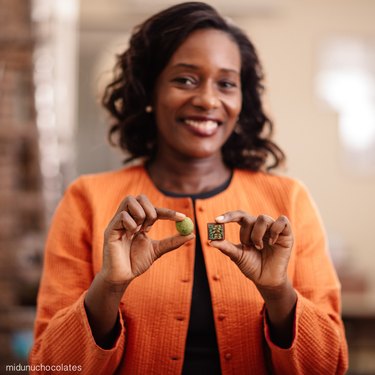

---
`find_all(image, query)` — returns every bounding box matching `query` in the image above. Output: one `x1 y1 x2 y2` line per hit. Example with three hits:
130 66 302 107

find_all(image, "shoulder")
234 168 307 195
62 164 148 205
231 169 322 243
67 164 146 192
232 169 314 215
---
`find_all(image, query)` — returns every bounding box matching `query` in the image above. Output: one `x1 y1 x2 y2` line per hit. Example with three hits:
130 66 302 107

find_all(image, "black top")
160 175 232 375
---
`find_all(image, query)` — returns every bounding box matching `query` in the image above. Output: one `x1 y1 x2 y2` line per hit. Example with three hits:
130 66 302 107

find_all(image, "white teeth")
184 119 218 130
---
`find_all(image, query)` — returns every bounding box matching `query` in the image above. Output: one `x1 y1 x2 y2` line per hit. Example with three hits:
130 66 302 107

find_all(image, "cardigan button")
170 356 180 361
212 274 221 281
175 315 185 321
198 206 204 212
224 352 232 360
181 278 190 283
218 313 226 321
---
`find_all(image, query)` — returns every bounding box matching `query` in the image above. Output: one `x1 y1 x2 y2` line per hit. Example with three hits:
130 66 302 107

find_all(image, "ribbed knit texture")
30 165 348 374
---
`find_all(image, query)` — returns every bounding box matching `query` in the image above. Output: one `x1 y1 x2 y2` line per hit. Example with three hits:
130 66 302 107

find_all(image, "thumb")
154 233 195 258
209 240 242 264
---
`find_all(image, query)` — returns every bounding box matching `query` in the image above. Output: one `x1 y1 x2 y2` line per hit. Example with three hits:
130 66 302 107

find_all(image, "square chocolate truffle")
207 223 225 240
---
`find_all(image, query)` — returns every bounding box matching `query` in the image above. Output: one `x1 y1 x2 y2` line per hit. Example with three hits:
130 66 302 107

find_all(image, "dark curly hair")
102 1 285 171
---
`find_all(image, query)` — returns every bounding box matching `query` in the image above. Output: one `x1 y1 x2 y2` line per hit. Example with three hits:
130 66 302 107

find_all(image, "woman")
30 2 348 374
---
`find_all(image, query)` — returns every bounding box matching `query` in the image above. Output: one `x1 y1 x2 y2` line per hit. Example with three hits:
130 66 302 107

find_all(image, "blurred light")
318 69 375 150
317 39 375 152
35 83 54 107
31 0 52 22
54 0 79 21
34 54 53 76
32 0 79 217
36 109 56 131
32 0 79 22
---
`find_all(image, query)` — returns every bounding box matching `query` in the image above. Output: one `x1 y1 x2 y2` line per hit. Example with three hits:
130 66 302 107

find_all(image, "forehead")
167 28 241 72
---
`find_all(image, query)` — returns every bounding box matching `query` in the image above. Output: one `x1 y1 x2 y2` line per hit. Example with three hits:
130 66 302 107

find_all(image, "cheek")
226 91 242 113
155 93 186 135
226 96 242 123
157 87 187 110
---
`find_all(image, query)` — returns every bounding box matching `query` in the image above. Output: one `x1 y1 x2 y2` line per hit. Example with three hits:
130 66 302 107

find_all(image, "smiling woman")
102 2 285 173
149 28 242 188
29 2 348 375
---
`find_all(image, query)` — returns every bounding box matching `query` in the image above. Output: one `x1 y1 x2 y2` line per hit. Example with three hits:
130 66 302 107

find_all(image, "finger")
268 215 291 245
239 216 256 248
155 207 186 221
209 239 243 264
251 215 274 250
136 194 157 230
114 195 135 216
215 210 250 224
126 197 147 226
113 195 149 227
155 233 195 258
216 211 258 248
216 211 256 246
106 211 138 241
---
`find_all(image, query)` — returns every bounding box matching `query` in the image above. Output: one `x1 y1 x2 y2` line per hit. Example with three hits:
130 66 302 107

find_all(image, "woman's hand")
85 195 194 348
209 211 297 347
100 194 195 289
209 211 294 290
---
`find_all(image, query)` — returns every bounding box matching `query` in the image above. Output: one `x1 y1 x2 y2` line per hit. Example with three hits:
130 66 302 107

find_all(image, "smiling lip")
181 117 222 137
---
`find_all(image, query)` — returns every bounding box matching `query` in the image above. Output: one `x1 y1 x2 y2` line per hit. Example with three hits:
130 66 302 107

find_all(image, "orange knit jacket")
30 166 348 374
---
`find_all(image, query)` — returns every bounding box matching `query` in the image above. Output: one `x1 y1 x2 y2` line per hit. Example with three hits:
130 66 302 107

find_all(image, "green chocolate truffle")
175 217 194 236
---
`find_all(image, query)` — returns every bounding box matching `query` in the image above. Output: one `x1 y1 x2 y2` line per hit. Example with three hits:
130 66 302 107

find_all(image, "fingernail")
255 243 263 250
215 215 225 222
144 226 152 232
269 238 275 245
175 212 186 220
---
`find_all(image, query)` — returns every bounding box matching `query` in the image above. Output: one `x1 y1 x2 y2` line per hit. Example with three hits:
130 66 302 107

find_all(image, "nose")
191 82 220 110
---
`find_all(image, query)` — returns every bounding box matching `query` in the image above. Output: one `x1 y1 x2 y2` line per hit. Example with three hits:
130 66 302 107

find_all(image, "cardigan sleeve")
263 182 349 374
29 178 126 374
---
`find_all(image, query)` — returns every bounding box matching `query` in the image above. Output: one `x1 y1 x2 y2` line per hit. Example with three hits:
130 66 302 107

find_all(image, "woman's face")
153 28 242 161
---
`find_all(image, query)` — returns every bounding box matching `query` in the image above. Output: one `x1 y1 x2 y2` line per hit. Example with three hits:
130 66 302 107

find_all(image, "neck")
147 153 231 195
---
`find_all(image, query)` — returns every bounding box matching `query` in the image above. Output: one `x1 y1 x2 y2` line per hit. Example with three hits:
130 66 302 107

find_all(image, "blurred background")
0 0 374 373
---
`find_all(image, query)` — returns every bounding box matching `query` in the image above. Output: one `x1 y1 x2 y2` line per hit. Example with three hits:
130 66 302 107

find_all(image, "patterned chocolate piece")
207 223 225 240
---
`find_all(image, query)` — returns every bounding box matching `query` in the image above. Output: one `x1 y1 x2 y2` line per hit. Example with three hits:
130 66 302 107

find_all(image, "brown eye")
173 77 197 86
219 80 237 89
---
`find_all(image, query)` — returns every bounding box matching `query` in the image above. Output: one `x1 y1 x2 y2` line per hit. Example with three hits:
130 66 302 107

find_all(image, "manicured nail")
255 243 263 250
215 215 225 222
175 212 186 220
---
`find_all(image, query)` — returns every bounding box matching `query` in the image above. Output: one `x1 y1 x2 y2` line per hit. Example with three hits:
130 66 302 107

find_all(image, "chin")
181 147 221 160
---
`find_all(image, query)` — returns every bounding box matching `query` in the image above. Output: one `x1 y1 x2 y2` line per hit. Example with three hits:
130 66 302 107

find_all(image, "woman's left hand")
209 211 294 290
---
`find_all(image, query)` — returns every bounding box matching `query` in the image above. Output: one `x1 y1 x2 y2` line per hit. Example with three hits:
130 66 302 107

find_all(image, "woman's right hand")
100 194 194 290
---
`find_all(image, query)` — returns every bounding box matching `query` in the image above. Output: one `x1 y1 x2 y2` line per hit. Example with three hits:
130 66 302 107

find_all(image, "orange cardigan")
30 166 348 374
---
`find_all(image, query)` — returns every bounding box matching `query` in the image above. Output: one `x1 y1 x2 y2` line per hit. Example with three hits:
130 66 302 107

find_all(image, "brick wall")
0 0 45 368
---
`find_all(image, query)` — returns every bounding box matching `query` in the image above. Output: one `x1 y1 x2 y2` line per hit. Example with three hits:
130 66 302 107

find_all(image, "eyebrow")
172 63 240 75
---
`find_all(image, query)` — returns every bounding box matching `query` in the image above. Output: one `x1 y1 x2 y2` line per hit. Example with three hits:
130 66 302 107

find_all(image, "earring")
234 123 241 134
145 105 153 113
